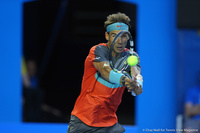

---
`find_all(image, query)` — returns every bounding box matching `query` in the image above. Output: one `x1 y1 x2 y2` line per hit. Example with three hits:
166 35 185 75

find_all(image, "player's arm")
127 66 143 95
93 61 138 91
132 53 142 80
130 52 143 83
131 65 143 82
93 61 111 81
128 59 143 95
93 61 141 95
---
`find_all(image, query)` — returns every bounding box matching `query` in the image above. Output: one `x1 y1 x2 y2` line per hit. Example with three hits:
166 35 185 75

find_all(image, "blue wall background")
123 0 178 132
2 0 197 133
177 30 200 114
0 0 22 123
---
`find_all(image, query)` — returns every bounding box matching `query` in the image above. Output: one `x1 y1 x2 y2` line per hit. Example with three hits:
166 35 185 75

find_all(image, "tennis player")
67 12 143 133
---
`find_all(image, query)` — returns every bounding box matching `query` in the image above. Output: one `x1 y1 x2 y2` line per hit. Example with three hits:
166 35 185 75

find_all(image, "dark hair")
104 12 131 29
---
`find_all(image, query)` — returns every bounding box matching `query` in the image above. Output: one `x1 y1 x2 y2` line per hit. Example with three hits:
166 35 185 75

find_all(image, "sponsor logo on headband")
106 22 129 32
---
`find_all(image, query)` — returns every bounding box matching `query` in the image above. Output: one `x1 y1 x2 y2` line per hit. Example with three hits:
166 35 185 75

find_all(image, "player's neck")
112 51 121 59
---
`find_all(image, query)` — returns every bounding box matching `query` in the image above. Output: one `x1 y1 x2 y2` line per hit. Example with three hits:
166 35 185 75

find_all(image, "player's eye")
121 34 128 39
112 34 117 37
121 35 126 38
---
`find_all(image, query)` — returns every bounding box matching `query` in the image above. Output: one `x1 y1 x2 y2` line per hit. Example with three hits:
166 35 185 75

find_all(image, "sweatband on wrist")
106 22 129 33
109 70 124 84
131 80 143 96
131 91 136 96
137 79 143 87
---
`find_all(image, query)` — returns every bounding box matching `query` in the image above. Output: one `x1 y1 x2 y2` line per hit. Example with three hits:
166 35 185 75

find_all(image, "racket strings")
113 54 129 71
109 31 134 72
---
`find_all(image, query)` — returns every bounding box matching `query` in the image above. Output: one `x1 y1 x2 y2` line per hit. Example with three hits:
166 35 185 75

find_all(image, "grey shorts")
67 115 125 133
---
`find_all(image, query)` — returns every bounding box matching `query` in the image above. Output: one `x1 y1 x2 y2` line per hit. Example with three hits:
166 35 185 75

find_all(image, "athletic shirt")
185 85 200 119
71 43 136 127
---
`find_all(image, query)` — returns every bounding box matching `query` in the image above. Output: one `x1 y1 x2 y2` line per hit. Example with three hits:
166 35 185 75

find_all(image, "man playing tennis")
67 12 143 133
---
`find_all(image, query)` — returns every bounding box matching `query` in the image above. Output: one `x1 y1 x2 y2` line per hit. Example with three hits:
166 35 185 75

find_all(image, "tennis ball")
127 55 138 66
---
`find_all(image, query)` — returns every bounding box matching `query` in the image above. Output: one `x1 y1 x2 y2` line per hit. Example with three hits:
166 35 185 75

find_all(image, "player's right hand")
125 78 143 95
124 77 137 91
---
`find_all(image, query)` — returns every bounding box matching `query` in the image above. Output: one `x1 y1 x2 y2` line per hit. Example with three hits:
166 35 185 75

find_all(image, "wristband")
109 70 124 84
132 79 143 96
131 91 136 96
137 79 143 87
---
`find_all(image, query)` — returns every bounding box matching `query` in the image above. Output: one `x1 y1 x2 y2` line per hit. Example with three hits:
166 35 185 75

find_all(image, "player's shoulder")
91 43 107 49
124 48 140 57
123 48 129 52
90 43 108 53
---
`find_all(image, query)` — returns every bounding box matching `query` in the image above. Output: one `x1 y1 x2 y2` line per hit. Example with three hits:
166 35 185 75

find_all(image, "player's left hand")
131 84 143 95
125 76 143 95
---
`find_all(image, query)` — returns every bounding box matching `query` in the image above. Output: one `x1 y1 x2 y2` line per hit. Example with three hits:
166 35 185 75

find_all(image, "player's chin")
115 47 124 53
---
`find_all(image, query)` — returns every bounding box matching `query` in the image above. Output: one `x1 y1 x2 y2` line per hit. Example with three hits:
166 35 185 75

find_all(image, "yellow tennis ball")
127 55 138 66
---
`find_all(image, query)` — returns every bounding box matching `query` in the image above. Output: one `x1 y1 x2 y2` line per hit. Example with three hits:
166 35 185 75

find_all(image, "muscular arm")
133 66 143 82
93 61 112 82
127 65 143 95
93 61 141 95
93 61 129 86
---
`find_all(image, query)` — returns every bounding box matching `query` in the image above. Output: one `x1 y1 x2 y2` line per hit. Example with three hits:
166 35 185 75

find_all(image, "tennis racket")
108 31 140 96
128 35 141 96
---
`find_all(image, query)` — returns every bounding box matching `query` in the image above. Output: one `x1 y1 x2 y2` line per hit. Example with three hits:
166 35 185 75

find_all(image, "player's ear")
105 32 109 41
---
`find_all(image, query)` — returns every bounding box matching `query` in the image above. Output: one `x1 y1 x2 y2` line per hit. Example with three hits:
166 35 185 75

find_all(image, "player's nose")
117 37 122 43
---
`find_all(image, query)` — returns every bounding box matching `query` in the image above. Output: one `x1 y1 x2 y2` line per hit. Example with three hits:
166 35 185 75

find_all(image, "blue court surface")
0 123 137 133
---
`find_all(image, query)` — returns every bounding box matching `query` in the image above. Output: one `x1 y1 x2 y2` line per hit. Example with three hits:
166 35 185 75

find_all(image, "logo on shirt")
95 57 100 60
117 25 122 27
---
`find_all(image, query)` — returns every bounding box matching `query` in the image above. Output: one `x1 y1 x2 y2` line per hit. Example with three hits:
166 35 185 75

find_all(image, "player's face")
105 30 129 54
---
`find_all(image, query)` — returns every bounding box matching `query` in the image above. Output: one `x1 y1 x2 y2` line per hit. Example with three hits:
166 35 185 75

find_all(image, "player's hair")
104 12 131 29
